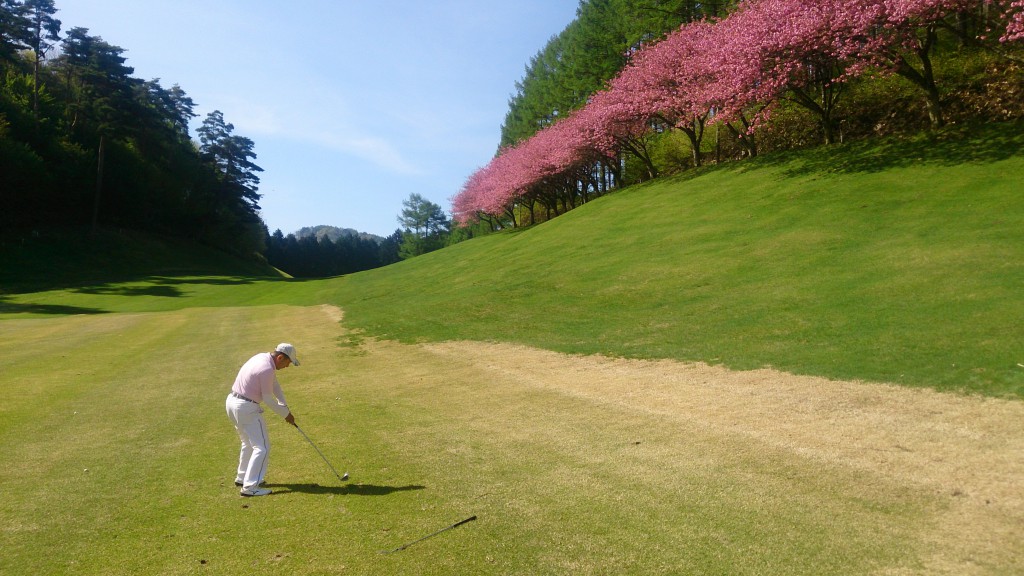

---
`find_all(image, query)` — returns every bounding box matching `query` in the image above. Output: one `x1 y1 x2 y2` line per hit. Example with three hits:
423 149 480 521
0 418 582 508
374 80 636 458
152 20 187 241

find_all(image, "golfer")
225 343 300 497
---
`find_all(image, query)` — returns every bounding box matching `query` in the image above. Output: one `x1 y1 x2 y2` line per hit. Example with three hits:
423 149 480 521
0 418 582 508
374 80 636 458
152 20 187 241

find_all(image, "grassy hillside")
323 120 1024 398
2 120 1022 398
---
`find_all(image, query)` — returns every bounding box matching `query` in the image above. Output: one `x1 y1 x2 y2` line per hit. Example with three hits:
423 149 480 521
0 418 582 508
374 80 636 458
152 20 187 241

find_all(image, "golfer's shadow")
266 483 426 496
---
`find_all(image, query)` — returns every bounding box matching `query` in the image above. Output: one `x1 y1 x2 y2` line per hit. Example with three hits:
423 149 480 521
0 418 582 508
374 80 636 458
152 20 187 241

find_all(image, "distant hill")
292 225 386 244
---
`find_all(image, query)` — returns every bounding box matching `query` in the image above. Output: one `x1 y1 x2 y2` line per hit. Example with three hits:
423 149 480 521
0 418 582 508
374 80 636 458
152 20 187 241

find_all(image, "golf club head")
341 472 349 481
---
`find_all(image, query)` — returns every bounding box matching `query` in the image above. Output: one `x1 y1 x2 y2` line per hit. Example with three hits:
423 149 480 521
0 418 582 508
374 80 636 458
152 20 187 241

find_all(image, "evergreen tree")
0 0 30 72
397 193 450 259
197 109 263 210
22 0 60 118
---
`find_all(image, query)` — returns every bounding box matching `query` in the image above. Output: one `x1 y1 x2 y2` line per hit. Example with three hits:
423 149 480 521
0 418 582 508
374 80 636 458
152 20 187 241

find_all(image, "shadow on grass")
3 274 274 297
65 275 273 297
148 276 266 286
12 270 278 293
642 118 1024 191
73 284 184 297
266 482 426 497
0 298 107 315
754 118 1024 177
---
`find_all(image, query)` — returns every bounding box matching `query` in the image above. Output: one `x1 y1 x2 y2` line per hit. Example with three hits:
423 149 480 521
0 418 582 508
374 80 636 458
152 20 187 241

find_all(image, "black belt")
230 391 256 403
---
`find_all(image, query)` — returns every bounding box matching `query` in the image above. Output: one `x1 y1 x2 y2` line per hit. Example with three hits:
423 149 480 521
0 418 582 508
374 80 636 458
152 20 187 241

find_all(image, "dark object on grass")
380 515 478 554
294 423 349 482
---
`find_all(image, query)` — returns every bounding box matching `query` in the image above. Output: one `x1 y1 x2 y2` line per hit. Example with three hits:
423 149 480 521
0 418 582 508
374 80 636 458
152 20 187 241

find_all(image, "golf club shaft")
294 424 348 482
383 515 478 554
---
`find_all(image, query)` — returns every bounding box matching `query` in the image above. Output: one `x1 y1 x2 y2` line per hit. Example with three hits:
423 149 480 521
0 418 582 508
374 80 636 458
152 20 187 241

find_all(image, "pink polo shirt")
231 352 290 418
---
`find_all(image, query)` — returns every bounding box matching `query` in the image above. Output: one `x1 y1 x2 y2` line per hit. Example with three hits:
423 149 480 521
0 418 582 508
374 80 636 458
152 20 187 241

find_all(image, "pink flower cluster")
1006 1 1024 42
452 0 1018 225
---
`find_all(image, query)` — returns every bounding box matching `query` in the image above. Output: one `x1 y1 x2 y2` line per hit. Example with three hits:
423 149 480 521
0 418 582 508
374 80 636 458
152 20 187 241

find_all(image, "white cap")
275 343 300 366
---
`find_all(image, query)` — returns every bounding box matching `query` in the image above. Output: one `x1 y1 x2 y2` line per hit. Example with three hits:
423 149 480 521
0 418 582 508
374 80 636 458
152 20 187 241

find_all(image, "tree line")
459 0 1024 229
260 190 454 278
265 227 402 278
5 1 1021 275
0 0 275 256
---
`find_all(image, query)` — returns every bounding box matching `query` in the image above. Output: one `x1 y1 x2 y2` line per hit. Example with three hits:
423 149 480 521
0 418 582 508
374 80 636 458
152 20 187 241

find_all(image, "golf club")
380 515 477 554
293 423 349 482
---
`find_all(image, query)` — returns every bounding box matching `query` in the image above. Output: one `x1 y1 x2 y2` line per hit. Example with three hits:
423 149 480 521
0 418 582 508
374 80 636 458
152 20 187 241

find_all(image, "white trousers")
225 395 271 490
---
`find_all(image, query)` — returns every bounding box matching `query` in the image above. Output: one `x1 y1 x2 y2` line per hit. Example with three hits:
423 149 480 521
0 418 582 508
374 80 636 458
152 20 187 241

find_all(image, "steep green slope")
327 121 1024 398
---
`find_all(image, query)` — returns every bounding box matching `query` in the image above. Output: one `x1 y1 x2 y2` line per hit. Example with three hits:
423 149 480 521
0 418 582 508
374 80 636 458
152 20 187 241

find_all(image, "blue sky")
53 1 579 237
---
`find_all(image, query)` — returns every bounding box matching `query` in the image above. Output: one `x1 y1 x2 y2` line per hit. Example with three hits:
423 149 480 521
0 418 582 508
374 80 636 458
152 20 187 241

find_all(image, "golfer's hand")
285 412 296 426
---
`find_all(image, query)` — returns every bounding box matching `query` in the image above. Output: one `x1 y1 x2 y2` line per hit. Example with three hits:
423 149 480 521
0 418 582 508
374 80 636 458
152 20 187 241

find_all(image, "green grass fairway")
3 305 1022 574
2 121 1023 574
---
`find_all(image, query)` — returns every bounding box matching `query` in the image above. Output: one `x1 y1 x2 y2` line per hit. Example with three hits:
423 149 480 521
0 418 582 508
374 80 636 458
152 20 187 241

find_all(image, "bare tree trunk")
91 134 106 235
678 114 707 167
33 56 41 120
895 25 945 129
726 115 758 158
716 123 721 164
619 138 659 180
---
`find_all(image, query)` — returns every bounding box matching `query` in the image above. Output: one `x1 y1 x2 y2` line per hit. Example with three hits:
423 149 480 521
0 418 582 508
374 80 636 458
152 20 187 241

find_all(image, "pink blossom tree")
726 0 877 144
453 108 613 227
1004 1 1024 42
454 0 1022 226
850 0 980 128
603 20 719 166
573 89 662 179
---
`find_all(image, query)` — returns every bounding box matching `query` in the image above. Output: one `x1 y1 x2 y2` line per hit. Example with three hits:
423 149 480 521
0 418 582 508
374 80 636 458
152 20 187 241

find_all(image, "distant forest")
266 226 401 278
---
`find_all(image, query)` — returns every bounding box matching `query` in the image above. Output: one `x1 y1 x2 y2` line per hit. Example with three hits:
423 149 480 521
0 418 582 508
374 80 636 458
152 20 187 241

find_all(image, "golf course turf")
2 303 1022 574
2 121 1023 574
